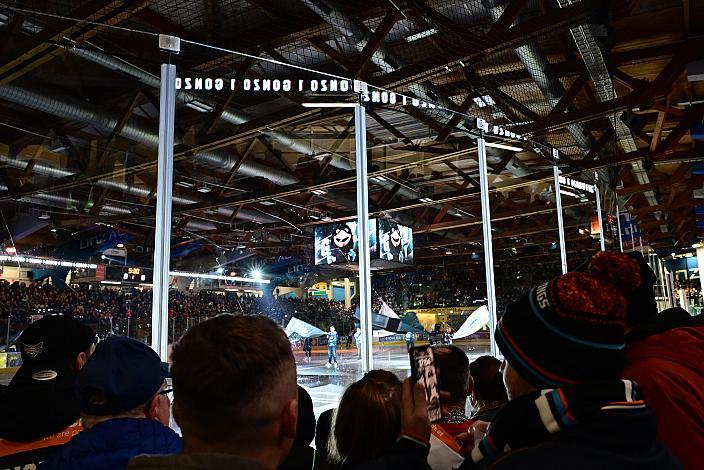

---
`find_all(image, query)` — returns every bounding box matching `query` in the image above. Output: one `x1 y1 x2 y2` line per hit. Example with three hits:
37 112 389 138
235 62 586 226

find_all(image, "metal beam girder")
488 0 530 35
366 109 413 145
378 1 589 89
350 10 400 78
0 0 152 85
546 73 590 119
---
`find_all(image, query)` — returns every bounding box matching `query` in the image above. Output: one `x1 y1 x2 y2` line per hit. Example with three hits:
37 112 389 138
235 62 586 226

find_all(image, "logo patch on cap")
32 370 58 381
23 342 44 358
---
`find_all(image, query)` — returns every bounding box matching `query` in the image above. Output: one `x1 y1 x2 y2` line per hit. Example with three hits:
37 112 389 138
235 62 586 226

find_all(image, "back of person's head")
332 370 401 467
469 356 507 403
315 408 334 455
76 336 170 427
0 315 96 442
497 251 640 394
624 251 658 326
434 345 470 404
295 385 315 447
170 314 297 462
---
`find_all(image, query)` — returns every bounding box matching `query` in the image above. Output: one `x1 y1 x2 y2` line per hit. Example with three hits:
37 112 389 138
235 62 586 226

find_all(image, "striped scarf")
471 379 644 464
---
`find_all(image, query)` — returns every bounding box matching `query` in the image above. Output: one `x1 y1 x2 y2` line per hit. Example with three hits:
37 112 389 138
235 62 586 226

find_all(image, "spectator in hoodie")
128 314 299 470
0 316 96 469
279 385 315 470
622 251 704 469
41 336 181 469
460 252 680 469
468 356 507 422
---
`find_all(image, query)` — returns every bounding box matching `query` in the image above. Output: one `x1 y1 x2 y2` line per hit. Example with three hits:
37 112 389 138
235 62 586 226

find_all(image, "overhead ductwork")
68 47 320 158
0 85 299 187
0 153 278 226
484 2 595 154
554 0 662 228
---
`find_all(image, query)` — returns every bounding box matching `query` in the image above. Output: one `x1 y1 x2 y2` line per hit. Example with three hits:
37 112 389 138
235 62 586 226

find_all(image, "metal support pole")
354 104 373 373
594 172 605 252
478 136 498 357
553 149 568 274
5 314 10 353
697 246 704 304
616 201 624 252
629 214 636 252
151 63 176 359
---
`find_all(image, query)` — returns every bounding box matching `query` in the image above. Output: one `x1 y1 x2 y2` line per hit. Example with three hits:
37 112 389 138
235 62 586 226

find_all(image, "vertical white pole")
630 215 636 252
616 201 624 252
553 149 568 274
151 64 176 360
697 246 704 305
478 136 498 357
594 172 605 252
355 104 373 373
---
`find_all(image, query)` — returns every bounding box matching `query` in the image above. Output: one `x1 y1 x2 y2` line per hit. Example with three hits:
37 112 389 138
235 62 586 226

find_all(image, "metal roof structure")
0 0 702 273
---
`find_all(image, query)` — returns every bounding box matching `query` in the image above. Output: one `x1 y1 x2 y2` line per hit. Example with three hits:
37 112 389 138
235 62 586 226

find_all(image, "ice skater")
303 337 312 361
354 327 362 359
326 326 338 369
405 331 415 351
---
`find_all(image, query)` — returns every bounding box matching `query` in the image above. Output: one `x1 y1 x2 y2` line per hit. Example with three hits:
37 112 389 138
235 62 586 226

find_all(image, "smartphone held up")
409 345 442 422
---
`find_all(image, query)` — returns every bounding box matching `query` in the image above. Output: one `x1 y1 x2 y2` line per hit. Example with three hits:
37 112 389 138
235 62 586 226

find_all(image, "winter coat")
624 326 704 469
41 418 182 469
461 405 680 469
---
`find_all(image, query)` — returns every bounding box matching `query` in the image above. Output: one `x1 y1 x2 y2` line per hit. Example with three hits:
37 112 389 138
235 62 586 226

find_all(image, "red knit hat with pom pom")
496 251 641 389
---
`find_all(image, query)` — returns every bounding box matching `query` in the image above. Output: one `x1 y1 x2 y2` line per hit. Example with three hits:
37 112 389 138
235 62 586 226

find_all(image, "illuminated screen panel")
314 220 377 266
378 219 414 264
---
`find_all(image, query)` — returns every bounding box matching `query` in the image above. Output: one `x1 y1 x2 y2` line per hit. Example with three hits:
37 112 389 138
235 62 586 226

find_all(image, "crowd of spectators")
1 251 702 470
0 253 704 470
0 282 357 345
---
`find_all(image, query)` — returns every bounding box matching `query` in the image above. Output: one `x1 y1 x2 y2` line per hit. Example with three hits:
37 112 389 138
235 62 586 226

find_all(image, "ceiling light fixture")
405 28 438 42
301 102 358 108
197 184 211 194
38 212 50 220
484 142 523 152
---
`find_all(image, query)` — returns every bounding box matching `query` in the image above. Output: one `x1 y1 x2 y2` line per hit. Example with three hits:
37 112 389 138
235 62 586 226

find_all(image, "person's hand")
401 378 431 444
455 420 489 458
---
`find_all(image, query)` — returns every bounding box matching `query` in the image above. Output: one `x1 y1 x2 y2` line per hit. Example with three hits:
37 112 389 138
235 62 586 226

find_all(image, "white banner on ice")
452 305 490 340
379 300 400 319
372 329 397 338
285 317 326 338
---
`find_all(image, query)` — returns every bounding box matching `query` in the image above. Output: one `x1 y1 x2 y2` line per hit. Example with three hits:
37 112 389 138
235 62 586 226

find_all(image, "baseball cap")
1 315 96 442
12 315 96 386
77 336 169 416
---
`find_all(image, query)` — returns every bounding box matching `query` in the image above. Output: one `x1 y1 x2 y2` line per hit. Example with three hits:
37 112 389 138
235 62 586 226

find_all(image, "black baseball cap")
12 315 96 386
76 336 169 416
1 315 96 442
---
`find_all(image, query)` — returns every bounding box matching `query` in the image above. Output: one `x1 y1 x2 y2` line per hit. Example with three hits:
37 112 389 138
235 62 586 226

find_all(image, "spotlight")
116 243 125 249
251 269 263 280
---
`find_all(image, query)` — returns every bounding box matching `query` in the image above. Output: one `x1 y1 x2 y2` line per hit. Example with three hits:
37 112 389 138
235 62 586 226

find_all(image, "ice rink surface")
295 340 491 418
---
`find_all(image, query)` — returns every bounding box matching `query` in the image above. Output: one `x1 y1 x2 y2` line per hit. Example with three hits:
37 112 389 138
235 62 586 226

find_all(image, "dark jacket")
462 406 680 469
128 453 267 469
351 436 430 470
624 326 704 469
0 371 83 469
279 445 315 470
41 418 182 469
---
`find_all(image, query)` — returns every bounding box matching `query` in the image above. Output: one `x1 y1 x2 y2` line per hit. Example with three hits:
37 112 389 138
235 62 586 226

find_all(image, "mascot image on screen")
381 221 412 263
319 223 357 265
